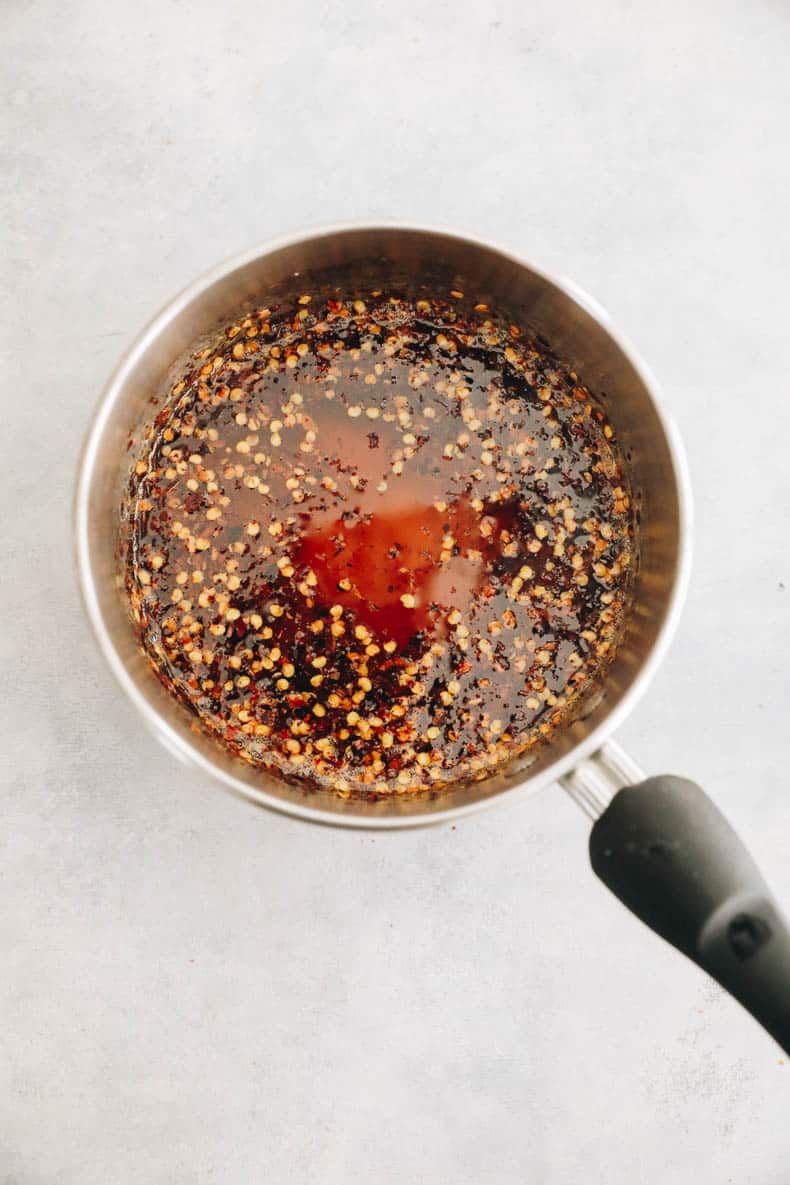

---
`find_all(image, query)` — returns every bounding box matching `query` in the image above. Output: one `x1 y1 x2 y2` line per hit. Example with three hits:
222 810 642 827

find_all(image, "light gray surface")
2 1 789 1181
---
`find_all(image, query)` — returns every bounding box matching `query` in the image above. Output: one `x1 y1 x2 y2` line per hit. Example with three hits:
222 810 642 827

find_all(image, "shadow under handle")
589 775 790 1056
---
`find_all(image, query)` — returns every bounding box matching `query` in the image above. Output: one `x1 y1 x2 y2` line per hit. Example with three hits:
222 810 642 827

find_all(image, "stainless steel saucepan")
75 224 790 1054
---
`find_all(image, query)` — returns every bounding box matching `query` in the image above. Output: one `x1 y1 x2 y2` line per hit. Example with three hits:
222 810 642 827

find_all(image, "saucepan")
75 224 790 1054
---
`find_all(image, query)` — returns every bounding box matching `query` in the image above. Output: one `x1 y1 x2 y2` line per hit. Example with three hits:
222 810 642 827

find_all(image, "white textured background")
3 1 789 1181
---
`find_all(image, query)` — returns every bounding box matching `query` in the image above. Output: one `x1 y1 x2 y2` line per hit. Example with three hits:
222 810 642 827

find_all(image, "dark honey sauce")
125 292 635 797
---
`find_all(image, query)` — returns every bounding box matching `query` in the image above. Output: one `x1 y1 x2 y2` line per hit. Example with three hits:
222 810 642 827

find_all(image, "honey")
124 290 635 797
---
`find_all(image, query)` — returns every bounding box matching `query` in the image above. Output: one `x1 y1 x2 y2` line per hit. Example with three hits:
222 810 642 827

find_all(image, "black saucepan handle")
589 776 790 1055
